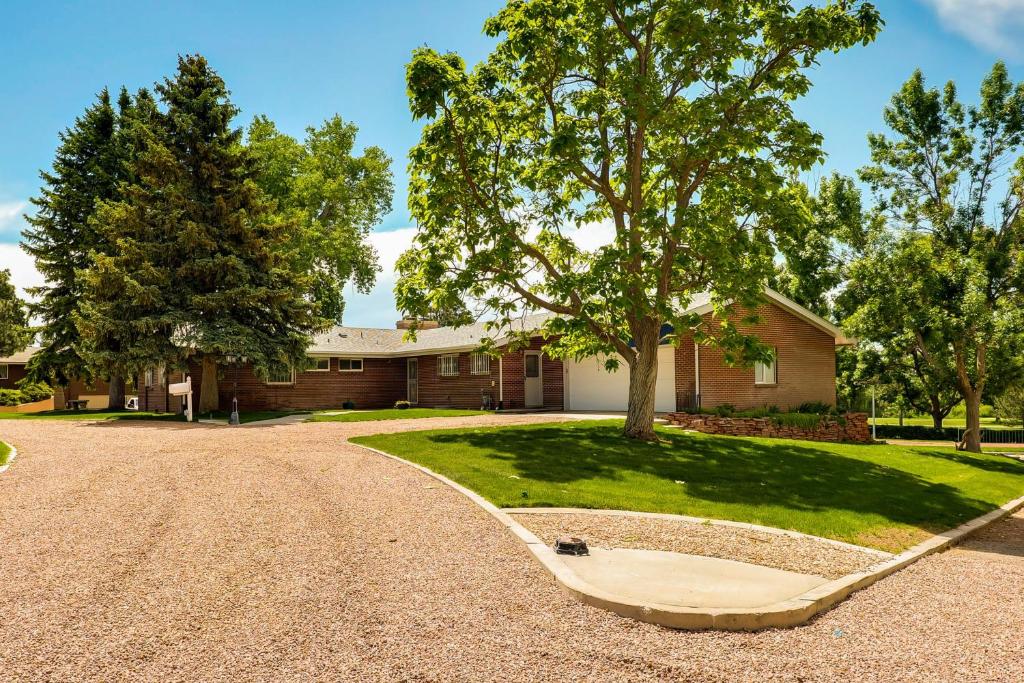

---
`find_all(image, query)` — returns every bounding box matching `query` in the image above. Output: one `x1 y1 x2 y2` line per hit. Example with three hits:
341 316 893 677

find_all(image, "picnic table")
65 399 90 412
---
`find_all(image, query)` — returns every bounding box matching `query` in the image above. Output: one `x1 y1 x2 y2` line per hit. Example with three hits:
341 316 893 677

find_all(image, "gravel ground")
1 416 1022 682
511 512 885 579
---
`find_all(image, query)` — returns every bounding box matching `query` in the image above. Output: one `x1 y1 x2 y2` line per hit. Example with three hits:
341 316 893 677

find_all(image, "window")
266 365 295 385
0 364 7 381
438 354 459 377
308 357 330 372
338 358 363 372
470 353 490 375
144 368 154 388
754 352 777 385
524 353 540 378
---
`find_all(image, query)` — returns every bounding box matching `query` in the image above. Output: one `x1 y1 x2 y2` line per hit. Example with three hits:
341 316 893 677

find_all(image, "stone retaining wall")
666 412 871 443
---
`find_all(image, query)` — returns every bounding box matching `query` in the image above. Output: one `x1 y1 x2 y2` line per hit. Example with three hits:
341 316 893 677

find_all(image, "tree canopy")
78 55 327 411
398 0 881 438
842 63 1024 451
0 269 30 357
248 115 393 324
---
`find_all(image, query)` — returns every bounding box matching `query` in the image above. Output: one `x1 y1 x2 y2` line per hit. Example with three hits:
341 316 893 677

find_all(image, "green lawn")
353 420 1024 552
873 415 1022 430
197 409 310 424
0 409 182 421
0 441 10 467
308 408 489 423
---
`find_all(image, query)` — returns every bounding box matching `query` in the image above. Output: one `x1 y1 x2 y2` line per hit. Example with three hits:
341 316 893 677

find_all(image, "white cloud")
0 201 27 234
0 243 44 299
920 0 1024 58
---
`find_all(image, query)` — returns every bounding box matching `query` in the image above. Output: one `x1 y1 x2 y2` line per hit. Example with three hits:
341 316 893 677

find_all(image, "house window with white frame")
144 368 154 388
470 353 490 375
0 364 8 381
338 358 363 372
438 354 459 377
754 351 777 386
308 357 330 372
266 364 295 385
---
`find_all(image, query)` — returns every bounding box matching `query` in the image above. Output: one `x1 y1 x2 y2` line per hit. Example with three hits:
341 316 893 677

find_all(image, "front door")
407 358 419 404
524 352 543 408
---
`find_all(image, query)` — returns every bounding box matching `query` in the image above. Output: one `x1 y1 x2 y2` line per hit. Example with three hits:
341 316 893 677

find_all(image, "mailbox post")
168 376 194 422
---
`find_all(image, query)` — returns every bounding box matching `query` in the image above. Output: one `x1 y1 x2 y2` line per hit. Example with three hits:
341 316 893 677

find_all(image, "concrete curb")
502 507 892 558
349 440 1024 631
0 441 18 475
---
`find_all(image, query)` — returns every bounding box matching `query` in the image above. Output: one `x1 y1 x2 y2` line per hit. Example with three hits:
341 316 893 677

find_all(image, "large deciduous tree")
0 269 30 357
845 64 1024 452
248 115 393 324
21 87 140 405
79 55 326 413
397 0 881 439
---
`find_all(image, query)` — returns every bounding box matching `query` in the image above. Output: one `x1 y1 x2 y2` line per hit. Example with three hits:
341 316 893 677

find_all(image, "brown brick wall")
412 338 563 410
0 363 27 390
676 302 837 411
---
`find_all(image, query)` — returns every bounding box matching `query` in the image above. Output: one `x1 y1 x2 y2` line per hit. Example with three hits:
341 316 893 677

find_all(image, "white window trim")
0 364 8 381
338 358 364 373
438 354 459 377
470 353 490 375
266 366 296 385
754 351 777 386
307 357 331 372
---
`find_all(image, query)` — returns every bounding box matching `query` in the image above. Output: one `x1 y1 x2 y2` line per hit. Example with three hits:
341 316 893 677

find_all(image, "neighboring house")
0 346 112 408
139 289 852 415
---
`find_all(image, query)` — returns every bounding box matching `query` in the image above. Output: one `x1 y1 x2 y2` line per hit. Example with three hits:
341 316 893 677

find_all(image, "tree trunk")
929 394 944 429
961 390 982 453
898 407 904 427
199 355 220 414
107 374 126 410
623 322 660 441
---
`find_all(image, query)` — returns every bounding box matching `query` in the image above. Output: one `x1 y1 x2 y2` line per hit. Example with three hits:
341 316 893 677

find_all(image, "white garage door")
564 346 676 413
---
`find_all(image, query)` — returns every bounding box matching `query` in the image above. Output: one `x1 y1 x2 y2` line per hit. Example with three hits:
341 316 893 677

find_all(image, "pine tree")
22 88 122 390
81 55 325 412
0 269 30 357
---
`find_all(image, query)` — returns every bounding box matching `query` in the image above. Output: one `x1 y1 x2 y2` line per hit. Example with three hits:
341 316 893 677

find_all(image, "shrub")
713 403 735 417
17 382 53 403
794 401 832 415
342 400 356 410
394 400 411 410
0 389 21 407
770 412 824 429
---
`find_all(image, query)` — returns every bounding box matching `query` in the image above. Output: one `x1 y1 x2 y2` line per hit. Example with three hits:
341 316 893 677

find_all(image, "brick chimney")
396 319 440 330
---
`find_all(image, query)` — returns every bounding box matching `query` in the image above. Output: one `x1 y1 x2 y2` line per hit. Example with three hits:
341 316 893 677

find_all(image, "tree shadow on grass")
424 423 1024 533
905 448 1024 475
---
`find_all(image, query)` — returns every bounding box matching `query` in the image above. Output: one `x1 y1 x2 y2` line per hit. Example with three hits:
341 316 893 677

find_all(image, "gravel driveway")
0 416 1021 682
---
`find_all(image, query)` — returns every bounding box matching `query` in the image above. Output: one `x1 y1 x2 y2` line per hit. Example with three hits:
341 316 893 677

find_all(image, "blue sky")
2 0 1023 327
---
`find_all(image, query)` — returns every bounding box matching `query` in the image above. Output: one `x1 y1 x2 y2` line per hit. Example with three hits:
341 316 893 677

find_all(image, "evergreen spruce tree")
81 54 325 412
0 269 30 357
22 88 123 393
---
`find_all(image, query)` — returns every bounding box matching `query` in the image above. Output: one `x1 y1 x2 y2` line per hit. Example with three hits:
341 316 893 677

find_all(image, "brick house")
138 288 851 414
0 346 113 408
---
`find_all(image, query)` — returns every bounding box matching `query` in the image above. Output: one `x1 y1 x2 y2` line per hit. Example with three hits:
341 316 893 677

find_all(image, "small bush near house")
17 382 53 403
394 400 411 410
0 389 22 406
342 400 356 409
713 403 736 417
794 401 833 415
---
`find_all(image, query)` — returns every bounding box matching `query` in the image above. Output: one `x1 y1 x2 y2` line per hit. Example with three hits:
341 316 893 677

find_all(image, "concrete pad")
560 548 829 609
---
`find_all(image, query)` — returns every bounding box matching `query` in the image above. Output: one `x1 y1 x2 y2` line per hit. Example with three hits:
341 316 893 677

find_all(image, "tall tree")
846 64 1024 451
771 173 870 318
0 269 30 357
22 88 126 398
398 0 881 439
80 55 326 413
247 115 393 324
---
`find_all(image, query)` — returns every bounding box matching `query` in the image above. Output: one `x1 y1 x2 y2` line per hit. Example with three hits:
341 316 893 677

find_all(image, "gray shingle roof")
0 346 40 365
